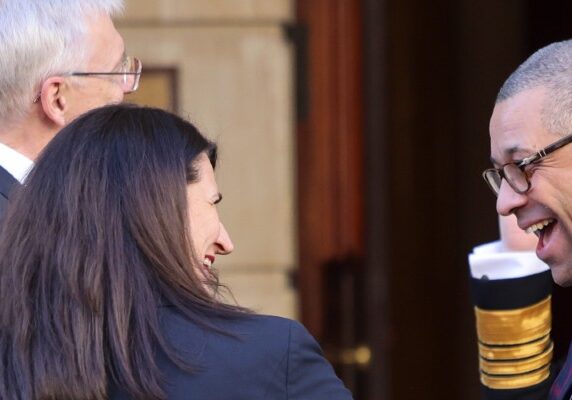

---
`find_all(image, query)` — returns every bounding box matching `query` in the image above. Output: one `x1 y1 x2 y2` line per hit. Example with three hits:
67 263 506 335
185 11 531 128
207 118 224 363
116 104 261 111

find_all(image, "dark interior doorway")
296 0 572 399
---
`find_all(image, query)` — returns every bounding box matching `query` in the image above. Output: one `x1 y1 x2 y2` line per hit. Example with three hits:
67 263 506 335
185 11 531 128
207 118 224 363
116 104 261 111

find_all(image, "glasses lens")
122 57 141 93
131 57 141 92
117 57 141 94
503 163 529 193
483 169 502 195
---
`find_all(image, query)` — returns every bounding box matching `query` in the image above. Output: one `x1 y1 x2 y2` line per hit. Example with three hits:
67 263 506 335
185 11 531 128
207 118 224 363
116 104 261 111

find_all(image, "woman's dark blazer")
109 306 353 399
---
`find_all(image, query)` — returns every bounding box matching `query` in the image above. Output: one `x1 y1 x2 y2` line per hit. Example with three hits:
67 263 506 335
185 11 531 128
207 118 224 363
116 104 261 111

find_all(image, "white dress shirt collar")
0 142 33 183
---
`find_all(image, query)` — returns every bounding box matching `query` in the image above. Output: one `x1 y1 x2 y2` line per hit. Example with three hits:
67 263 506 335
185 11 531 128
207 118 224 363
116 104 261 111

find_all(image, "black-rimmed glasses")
69 55 142 94
483 132 572 196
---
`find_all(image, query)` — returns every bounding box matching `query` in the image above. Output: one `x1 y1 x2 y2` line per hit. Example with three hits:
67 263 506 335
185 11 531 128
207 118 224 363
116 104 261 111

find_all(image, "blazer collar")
0 166 19 200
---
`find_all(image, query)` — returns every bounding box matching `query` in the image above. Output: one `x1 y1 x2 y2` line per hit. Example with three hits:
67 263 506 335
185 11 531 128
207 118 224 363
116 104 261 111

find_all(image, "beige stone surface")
120 0 293 22
118 19 296 318
220 267 297 319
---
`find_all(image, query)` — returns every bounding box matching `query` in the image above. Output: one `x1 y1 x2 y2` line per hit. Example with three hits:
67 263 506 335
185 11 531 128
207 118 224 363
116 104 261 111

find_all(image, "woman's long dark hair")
0 104 245 400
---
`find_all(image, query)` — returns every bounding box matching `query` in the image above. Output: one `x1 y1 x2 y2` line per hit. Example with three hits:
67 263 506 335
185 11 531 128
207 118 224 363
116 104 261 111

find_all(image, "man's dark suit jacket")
109 306 353 399
0 166 18 223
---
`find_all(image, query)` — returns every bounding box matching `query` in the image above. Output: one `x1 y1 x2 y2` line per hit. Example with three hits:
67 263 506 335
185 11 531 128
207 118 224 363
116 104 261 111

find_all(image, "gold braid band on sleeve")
475 296 551 345
475 296 552 390
478 335 551 360
480 365 551 390
479 341 553 375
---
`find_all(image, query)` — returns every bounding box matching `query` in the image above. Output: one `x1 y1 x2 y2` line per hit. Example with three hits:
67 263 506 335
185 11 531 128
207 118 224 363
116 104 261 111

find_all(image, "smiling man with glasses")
0 0 139 224
483 132 572 197
469 41 572 400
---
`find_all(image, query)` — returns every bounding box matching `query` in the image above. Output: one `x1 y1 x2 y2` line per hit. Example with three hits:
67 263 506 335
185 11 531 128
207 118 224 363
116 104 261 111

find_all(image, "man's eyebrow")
490 145 532 165
214 193 223 204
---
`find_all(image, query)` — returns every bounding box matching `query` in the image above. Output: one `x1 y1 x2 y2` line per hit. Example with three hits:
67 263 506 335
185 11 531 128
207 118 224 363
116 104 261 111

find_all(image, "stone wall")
116 0 297 318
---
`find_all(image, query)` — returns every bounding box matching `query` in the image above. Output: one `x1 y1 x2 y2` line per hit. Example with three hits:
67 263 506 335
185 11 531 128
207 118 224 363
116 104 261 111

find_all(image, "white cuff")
469 241 549 280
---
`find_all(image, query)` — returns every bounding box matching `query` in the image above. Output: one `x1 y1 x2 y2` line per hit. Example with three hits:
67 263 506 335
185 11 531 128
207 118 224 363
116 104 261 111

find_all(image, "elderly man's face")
63 12 126 122
491 86 572 286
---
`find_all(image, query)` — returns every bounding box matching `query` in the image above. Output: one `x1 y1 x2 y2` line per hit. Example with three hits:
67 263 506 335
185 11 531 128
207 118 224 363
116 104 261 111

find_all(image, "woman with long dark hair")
0 104 352 400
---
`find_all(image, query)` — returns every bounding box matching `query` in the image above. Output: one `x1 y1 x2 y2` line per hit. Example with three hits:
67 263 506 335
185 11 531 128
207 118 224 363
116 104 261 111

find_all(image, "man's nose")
496 179 528 216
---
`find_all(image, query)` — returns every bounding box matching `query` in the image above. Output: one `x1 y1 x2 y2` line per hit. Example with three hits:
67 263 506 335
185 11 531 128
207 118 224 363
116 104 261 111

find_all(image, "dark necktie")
550 344 572 399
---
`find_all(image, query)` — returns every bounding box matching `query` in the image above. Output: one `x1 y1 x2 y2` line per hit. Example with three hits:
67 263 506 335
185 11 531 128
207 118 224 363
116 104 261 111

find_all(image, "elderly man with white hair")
0 0 141 221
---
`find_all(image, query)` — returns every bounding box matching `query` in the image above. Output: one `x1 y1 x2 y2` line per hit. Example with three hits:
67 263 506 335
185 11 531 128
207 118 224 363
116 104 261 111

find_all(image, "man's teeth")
525 219 554 234
203 258 213 269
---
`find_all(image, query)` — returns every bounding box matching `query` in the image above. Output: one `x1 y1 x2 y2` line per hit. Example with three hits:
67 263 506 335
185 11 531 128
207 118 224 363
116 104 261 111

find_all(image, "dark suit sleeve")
0 166 18 228
471 271 554 399
0 194 8 226
286 320 353 399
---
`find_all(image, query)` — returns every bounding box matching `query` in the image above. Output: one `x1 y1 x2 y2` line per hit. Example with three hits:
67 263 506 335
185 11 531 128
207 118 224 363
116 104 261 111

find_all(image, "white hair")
0 0 124 124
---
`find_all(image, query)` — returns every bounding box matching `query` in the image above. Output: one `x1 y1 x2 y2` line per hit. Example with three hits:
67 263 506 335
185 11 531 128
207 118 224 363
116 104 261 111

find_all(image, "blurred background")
118 0 572 398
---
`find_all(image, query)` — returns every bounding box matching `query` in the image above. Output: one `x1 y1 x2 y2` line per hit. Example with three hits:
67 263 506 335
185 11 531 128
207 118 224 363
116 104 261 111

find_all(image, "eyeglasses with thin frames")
68 55 142 94
33 55 142 103
482 132 572 196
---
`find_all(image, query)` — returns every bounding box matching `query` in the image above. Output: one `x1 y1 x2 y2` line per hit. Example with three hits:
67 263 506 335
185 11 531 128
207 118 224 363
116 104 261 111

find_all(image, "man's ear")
39 76 69 127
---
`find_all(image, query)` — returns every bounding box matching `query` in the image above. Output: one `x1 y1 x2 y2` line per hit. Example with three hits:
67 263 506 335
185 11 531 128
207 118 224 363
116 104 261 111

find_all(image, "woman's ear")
39 76 69 127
